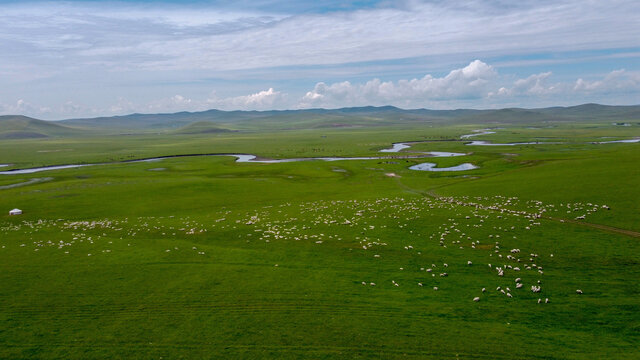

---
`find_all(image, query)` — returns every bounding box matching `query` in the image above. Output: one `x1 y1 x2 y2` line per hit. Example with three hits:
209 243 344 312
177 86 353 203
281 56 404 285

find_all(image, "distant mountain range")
1 103 638 138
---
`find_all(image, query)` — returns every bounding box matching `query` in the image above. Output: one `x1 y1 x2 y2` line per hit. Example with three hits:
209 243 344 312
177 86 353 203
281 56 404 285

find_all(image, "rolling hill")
1 104 638 136
172 121 235 134
57 104 638 132
0 115 83 139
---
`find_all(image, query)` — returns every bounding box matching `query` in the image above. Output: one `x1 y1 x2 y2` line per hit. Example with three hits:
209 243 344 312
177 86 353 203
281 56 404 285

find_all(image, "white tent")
9 208 22 215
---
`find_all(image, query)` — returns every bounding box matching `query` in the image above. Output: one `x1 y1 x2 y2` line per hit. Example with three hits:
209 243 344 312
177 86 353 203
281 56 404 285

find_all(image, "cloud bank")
3 60 639 118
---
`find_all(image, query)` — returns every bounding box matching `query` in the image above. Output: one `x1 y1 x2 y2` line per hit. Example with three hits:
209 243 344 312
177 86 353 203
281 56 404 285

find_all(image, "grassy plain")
0 119 638 359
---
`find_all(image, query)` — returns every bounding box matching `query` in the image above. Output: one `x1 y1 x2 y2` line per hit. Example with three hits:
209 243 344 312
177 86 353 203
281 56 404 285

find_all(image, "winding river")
465 140 547 146
3 130 635 175
459 129 496 139
593 138 640 144
0 151 472 175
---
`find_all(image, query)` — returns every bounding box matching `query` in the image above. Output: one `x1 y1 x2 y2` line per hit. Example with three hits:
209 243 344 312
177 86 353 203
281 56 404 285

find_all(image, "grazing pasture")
0 119 638 359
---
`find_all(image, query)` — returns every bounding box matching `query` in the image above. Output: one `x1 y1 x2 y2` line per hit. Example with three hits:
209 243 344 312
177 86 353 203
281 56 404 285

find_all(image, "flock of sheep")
2 195 598 305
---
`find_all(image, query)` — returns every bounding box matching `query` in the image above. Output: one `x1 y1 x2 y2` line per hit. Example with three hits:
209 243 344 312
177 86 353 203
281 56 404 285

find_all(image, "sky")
0 0 639 119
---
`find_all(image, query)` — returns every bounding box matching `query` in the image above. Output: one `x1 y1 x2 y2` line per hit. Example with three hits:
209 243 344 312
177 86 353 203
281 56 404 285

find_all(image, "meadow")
0 116 638 359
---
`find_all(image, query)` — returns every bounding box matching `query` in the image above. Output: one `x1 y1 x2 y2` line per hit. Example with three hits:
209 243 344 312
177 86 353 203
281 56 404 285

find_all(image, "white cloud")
109 97 136 114
144 95 195 113
3 62 640 119
212 88 285 109
300 60 497 107
489 72 558 97
128 88 286 114
574 69 640 93
0 99 51 118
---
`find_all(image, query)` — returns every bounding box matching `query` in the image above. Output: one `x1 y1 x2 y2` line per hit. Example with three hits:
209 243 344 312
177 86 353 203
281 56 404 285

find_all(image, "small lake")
409 162 478 171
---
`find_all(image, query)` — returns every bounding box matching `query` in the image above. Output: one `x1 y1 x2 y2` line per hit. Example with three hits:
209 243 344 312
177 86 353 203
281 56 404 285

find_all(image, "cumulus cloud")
127 88 287 115
489 72 558 97
300 60 496 107
0 99 99 118
0 99 43 115
209 88 285 110
3 62 640 119
574 69 640 93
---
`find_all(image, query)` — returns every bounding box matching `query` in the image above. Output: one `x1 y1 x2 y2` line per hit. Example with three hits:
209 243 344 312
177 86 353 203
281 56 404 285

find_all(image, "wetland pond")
409 162 479 171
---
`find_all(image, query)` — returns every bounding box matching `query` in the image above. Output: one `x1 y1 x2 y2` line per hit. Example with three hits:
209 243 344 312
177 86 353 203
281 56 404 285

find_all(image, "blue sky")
1 0 639 119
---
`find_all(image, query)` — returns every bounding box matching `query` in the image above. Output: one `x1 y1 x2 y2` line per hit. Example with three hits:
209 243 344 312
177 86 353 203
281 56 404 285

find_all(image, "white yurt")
9 208 22 215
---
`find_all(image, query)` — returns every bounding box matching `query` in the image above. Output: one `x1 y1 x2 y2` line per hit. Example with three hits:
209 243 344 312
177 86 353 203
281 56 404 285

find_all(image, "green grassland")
0 109 639 359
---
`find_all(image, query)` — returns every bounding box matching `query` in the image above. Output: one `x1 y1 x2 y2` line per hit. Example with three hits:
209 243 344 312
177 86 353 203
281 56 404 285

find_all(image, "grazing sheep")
507 293 513 298
537 298 542 304
433 287 438 290
516 283 523 289
515 278 521 283
576 289 583 294
473 297 480 302
482 288 486 292
467 261 472 265
545 298 550 303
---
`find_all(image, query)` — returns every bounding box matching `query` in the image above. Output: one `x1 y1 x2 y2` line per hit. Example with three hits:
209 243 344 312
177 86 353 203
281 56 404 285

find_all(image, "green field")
0 110 639 359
